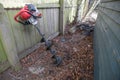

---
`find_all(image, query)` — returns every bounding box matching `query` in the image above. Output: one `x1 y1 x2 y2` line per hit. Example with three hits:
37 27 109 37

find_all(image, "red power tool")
14 4 62 66
14 4 42 25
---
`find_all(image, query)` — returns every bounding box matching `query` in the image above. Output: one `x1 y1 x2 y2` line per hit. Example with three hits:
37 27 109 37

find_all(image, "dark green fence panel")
94 0 120 80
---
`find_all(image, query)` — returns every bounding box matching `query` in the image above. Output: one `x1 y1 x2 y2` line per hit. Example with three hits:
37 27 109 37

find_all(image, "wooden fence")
5 4 60 56
0 1 77 72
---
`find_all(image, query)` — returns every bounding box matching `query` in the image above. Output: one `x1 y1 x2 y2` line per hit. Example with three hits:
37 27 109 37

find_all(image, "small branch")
8 73 23 80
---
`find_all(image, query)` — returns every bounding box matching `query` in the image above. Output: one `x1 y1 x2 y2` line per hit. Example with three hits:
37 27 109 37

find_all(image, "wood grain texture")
0 37 7 62
5 7 60 54
59 0 65 34
0 4 20 69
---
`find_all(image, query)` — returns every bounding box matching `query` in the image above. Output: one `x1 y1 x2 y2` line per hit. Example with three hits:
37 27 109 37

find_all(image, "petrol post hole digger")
14 4 62 66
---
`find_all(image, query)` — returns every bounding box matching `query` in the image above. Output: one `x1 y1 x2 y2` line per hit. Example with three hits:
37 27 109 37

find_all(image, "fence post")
0 3 21 70
59 0 65 35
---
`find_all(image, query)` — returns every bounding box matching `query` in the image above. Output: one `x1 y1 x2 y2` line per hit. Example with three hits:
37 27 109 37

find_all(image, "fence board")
37 3 60 8
53 8 59 32
98 9 120 41
0 38 7 62
46 9 52 36
23 25 33 50
100 1 120 12
6 10 25 53
4 6 60 54
42 9 49 38
0 4 20 68
37 9 44 41
98 7 120 24
50 9 55 34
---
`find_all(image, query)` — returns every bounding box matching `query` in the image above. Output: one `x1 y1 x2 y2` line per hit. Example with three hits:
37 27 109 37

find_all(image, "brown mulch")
1 25 94 80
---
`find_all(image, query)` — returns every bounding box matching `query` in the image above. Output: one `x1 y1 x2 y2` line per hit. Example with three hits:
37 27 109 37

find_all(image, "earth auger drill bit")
34 25 62 66
14 4 62 66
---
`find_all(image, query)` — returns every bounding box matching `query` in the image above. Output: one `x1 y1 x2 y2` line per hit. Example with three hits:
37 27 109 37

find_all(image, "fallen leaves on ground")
2 25 94 80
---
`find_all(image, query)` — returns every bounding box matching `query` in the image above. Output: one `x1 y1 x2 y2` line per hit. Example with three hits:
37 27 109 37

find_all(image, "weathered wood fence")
0 0 77 72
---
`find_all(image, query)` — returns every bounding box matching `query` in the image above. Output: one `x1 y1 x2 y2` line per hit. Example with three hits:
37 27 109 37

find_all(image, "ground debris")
0 25 94 80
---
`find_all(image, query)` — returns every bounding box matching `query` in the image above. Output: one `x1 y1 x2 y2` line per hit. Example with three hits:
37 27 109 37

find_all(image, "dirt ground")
0 25 94 80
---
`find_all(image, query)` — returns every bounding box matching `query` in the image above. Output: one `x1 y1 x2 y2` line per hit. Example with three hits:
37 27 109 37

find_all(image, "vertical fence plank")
0 4 20 69
28 25 37 47
53 8 56 33
46 9 52 36
43 9 49 38
22 25 32 51
37 9 44 42
59 0 65 34
0 37 7 62
50 9 55 34
6 10 25 53
54 8 59 32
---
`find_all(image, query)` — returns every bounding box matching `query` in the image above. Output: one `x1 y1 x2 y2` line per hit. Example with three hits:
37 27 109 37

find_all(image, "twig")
8 73 23 80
